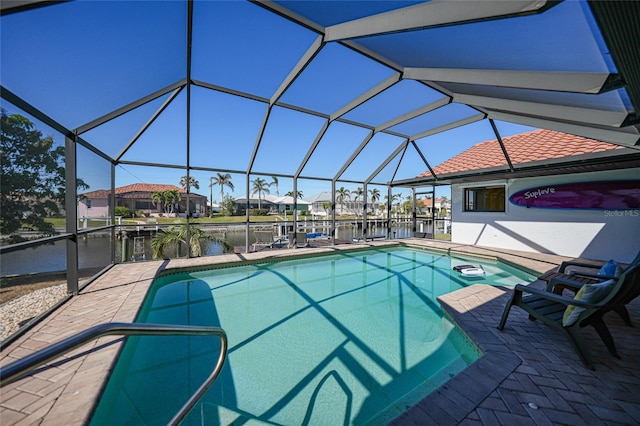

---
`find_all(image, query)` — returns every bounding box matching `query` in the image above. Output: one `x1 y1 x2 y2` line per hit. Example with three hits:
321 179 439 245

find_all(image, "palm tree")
164 189 180 214
209 176 214 217
180 175 199 191
384 193 400 217
335 186 351 215
403 197 413 215
251 177 270 210
151 191 165 213
398 194 411 215
270 176 279 197
151 224 230 259
285 190 304 199
151 190 179 214
368 188 380 214
439 195 450 218
211 173 234 206
321 201 331 218
352 187 363 216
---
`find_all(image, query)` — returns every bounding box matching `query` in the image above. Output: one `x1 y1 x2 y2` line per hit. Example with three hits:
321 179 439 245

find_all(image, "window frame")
463 185 506 212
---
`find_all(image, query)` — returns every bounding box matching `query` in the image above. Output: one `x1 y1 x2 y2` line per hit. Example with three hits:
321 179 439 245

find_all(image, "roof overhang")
393 148 640 187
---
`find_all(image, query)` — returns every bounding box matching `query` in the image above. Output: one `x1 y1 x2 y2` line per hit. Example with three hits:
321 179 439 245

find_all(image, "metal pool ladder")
0 322 228 426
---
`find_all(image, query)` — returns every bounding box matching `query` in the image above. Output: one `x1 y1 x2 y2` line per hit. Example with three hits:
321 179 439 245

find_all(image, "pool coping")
390 285 524 425
0 240 607 425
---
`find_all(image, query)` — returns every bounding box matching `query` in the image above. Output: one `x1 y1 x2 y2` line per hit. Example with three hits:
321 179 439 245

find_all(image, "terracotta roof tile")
83 184 185 198
115 183 185 194
82 189 110 198
420 129 621 177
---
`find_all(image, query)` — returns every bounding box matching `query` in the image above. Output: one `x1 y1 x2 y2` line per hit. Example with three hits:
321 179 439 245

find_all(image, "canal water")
1 223 422 278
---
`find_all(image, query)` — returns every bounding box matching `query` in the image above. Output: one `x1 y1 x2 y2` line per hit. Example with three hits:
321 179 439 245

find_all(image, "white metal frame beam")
453 93 630 127
250 0 325 34
330 73 401 121
411 113 485 141
404 68 623 94
324 0 554 41
375 97 450 133
488 110 640 147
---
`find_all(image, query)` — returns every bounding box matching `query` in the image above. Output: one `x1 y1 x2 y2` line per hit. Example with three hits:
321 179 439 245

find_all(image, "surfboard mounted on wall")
509 181 640 210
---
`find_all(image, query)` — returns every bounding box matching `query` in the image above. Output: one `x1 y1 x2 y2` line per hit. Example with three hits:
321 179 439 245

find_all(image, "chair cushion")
598 259 623 282
562 279 616 327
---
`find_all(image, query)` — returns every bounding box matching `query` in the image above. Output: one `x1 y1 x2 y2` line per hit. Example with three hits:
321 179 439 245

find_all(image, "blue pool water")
91 247 535 425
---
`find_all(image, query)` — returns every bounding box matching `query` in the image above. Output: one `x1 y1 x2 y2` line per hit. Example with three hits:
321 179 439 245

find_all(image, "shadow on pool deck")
391 282 640 425
1 240 639 425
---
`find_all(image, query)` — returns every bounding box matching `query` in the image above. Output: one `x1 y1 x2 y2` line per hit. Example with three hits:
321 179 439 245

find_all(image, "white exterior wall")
451 169 640 263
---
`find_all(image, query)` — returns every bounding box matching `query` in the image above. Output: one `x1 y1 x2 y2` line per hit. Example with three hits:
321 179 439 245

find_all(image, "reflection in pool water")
93 246 534 425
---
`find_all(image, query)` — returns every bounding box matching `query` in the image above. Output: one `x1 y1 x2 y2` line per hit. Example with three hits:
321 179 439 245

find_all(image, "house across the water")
79 183 208 218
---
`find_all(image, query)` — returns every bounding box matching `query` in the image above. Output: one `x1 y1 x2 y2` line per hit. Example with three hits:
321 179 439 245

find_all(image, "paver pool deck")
1 240 639 425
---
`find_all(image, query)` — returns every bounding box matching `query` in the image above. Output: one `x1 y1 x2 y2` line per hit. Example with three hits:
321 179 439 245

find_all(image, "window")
464 186 505 212
135 201 153 210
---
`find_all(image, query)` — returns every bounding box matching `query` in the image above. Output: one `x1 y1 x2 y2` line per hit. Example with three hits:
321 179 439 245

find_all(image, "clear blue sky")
1 0 540 203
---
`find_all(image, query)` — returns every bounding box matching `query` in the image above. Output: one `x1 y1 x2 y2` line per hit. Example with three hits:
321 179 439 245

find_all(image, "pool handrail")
0 322 228 426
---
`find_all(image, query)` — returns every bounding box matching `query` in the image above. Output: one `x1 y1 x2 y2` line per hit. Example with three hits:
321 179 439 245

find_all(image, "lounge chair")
252 231 275 251
287 232 309 248
554 249 640 282
539 250 640 326
497 262 640 370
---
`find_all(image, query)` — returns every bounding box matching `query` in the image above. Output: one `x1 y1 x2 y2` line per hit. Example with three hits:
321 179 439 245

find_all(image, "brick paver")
2 240 638 425
391 243 640 425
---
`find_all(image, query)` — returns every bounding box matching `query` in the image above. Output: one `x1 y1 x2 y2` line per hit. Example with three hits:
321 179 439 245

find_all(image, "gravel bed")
0 284 67 342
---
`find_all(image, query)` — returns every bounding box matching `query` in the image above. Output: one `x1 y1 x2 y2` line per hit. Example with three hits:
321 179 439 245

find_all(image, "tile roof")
82 184 186 198
420 129 622 177
306 191 333 203
81 189 110 198
116 183 186 194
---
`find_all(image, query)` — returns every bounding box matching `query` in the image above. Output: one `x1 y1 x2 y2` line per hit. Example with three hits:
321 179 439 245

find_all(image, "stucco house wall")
451 169 639 263
78 189 110 219
78 184 208 219
78 197 109 219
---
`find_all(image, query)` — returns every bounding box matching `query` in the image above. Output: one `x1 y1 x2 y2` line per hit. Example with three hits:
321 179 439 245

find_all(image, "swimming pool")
91 246 535 425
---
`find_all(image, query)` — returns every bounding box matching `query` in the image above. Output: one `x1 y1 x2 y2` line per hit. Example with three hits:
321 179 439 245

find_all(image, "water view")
1 223 428 278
